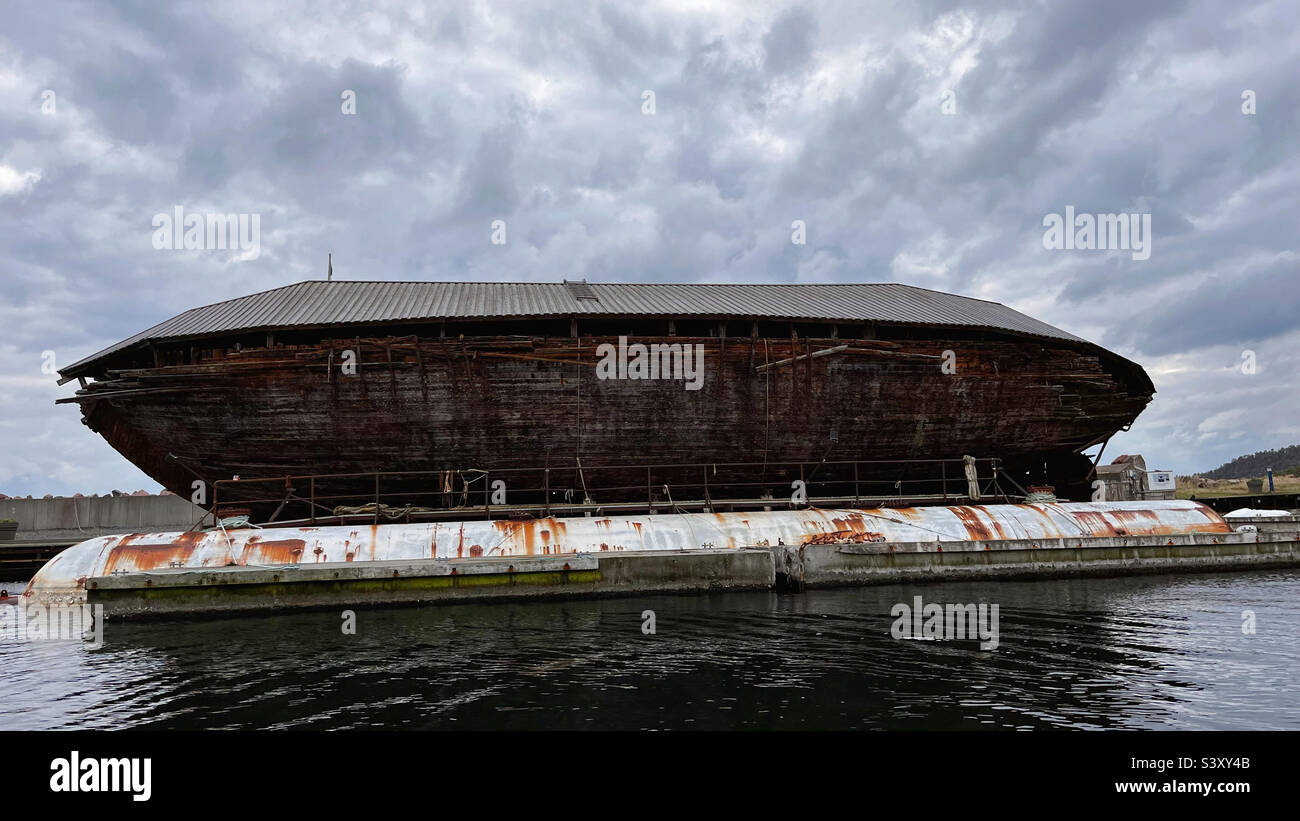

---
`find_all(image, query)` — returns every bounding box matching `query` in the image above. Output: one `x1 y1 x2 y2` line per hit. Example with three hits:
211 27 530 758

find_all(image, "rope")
963 455 981 501
72 494 90 534
577 457 592 505
332 503 440 519
849 509 967 541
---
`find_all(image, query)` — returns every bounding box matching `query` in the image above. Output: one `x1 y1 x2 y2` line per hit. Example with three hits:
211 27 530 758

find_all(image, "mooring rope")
332 503 440 519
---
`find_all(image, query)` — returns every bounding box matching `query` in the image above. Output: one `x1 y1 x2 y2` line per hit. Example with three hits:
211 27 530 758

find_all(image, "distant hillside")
1203 444 1300 479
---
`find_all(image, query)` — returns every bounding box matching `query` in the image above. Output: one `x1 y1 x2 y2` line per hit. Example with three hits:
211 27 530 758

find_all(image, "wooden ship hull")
57 281 1154 518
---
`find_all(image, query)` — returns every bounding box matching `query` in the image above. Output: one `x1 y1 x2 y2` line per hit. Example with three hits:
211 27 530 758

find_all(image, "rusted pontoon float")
55 280 1155 514
26 499 1300 619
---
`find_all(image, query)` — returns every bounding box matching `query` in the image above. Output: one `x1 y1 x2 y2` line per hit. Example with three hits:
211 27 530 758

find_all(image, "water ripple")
2 570 1299 729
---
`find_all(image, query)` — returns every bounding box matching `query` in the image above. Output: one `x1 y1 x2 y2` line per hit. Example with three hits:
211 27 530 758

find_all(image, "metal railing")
209 456 1010 527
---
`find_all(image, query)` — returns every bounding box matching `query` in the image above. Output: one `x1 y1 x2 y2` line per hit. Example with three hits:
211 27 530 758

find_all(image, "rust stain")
1110 508 1185 535
240 538 306 565
829 515 860 534
469 544 483 557
492 519 527 555
803 528 886 545
1071 511 1124 537
174 531 207 548
503 518 568 556
1114 509 1159 524
950 507 995 541
1023 504 1061 532
972 506 1008 538
803 531 844 545
103 542 196 574
826 513 891 543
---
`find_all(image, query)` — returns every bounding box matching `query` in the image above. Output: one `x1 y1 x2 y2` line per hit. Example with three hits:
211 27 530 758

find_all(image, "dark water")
2 570 1299 730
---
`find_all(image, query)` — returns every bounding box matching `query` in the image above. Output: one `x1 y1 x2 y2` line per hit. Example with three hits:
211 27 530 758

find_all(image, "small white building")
1095 454 1176 501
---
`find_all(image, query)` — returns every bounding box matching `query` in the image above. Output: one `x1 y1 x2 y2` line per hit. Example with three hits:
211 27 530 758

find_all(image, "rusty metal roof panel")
61 280 1089 375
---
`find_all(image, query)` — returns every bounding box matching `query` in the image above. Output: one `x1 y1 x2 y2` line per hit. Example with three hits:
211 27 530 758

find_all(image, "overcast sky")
1 0 1297 496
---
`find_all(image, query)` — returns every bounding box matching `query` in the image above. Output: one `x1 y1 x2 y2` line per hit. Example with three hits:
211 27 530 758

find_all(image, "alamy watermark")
50 751 151 802
1042 205 1151 260
152 206 261 259
891 595 999 650
595 336 705 391
1 603 104 649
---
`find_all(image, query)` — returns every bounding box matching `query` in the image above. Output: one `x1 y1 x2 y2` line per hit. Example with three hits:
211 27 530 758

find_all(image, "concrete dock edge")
85 549 776 619
67 532 1300 621
790 538 1300 588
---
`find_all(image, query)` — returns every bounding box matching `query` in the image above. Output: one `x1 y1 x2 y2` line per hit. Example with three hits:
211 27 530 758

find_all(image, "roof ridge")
305 279 903 287
889 282 1010 308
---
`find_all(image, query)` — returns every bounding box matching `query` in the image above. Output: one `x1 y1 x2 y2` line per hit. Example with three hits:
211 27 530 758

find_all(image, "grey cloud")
763 8 817 76
1 0 1298 494
1121 262 1300 357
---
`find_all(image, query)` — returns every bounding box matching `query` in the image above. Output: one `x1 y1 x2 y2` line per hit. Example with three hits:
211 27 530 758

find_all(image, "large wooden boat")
57 280 1153 516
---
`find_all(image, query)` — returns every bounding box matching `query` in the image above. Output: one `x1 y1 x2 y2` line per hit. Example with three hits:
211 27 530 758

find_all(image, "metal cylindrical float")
25 500 1229 605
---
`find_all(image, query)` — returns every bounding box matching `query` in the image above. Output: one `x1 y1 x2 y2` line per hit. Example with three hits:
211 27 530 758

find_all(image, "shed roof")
62 279 1095 377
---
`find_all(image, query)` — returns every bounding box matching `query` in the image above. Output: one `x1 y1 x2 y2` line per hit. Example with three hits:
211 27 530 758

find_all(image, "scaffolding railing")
208 456 1012 528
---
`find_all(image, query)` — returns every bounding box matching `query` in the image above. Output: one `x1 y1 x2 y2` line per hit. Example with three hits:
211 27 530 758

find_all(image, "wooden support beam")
755 344 849 372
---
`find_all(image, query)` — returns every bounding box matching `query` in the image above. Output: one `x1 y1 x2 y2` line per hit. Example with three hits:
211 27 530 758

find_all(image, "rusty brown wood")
416 345 428 402
66 329 1150 513
356 337 367 400
387 343 396 401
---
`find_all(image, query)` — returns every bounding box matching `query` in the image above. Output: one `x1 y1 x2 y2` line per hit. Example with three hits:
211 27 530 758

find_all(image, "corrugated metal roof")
62 280 1091 376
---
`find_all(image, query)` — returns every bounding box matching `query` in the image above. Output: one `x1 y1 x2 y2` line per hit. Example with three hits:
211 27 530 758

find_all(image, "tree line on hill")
1202 443 1300 479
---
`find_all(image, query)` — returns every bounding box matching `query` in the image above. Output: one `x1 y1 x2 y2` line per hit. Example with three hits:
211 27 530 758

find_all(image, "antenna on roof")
327 252 333 282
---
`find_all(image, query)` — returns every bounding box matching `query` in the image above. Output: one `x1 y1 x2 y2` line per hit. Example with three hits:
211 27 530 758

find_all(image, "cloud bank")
1 0 1297 494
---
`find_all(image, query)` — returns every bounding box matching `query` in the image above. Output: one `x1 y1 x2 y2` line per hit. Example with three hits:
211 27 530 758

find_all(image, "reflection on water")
2 570 1298 730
